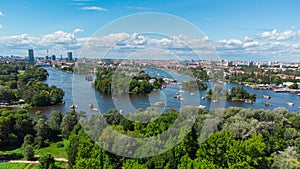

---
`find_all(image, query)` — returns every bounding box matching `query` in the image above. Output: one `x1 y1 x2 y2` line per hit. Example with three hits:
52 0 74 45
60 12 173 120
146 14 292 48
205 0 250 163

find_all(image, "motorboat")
265 103 272 107
245 100 253 104
262 95 271 99
154 102 165 107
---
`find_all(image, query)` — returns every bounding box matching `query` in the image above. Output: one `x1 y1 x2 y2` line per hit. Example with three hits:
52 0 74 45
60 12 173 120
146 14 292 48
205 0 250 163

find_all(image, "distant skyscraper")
51 55 56 61
28 49 34 64
67 52 73 61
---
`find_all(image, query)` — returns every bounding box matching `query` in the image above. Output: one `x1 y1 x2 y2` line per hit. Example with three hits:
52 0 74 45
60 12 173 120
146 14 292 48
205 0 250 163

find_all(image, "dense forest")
226 86 257 101
0 62 64 106
95 68 163 95
206 85 257 101
1 106 299 168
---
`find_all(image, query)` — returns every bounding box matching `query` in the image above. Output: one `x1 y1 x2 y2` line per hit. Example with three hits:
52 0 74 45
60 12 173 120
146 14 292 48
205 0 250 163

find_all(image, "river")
26 67 300 116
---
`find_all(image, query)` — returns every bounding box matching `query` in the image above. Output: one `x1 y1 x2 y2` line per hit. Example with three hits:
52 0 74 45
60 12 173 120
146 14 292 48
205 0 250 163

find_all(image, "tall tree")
49 110 63 134
61 110 78 138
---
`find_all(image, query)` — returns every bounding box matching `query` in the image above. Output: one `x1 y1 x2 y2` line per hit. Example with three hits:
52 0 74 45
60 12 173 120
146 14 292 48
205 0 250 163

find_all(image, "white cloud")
258 29 300 41
0 11 3 16
80 6 108 11
1 28 300 61
0 29 84 56
0 25 2 29
73 28 84 34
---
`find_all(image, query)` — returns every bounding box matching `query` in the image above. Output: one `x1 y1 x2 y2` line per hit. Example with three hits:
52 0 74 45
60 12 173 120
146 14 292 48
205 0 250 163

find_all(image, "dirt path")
2 158 68 164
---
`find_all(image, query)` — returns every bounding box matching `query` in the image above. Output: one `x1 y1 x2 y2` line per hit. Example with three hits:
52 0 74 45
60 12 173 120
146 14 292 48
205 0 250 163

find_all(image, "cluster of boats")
70 104 100 112
262 95 297 108
173 90 185 102
262 95 272 107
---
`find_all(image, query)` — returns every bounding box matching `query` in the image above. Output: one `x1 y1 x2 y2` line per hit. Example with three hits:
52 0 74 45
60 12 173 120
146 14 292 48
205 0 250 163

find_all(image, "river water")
27 67 300 116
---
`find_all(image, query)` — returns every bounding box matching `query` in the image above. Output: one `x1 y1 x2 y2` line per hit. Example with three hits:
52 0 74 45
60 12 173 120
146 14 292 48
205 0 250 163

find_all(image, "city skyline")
0 0 300 61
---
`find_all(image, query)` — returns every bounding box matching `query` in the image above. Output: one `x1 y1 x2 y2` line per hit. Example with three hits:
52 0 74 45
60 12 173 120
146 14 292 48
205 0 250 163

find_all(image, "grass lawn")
0 148 23 160
34 140 69 159
0 140 68 168
0 148 22 155
0 162 37 169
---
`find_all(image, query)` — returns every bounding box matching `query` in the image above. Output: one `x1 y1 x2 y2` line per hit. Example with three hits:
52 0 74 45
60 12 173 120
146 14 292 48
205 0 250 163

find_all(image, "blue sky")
0 0 300 61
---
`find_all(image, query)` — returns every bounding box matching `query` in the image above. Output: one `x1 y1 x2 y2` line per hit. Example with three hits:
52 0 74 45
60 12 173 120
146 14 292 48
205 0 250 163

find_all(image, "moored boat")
245 99 253 104
265 103 272 107
287 102 294 106
262 95 271 99
92 108 99 112
154 102 165 107
174 94 180 98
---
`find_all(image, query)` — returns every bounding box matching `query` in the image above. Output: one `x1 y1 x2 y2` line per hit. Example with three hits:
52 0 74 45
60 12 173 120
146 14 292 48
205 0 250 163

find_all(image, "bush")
56 142 64 148
39 153 56 169
23 145 34 160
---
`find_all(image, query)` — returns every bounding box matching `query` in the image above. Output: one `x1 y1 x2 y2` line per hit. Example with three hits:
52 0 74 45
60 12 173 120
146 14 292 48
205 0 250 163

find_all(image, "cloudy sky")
0 0 300 61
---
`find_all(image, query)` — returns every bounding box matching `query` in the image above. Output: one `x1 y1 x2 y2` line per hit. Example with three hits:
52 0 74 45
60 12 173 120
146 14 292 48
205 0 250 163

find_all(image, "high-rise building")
28 49 34 64
67 52 72 61
51 55 56 61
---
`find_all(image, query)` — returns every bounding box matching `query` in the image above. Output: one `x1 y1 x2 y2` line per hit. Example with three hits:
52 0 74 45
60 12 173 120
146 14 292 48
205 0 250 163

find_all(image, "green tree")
103 109 123 125
34 118 52 147
61 110 78 138
22 134 34 148
272 146 300 169
39 153 56 169
49 110 63 135
23 145 34 160
32 91 51 106
288 83 298 89
123 160 147 169
0 85 15 103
